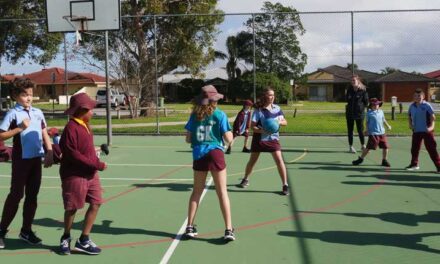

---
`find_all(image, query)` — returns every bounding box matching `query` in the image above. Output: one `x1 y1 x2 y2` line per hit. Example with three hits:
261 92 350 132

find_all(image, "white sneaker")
349 146 356 154
361 145 366 150
405 165 420 171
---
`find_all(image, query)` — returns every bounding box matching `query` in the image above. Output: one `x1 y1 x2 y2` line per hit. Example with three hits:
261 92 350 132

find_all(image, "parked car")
96 88 126 107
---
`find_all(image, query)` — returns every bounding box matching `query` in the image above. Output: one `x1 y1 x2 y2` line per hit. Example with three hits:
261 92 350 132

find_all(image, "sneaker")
225 147 231 154
361 145 366 150
352 157 364 165
184 226 198 238
238 178 249 188
59 236 71 255
405 165 420 171
281 185 290 195
0 233 5 249
349 146 356 154
224 229 236 241
381 159 391 167
19 230 42 245
74 239 101 255
242 147 251 153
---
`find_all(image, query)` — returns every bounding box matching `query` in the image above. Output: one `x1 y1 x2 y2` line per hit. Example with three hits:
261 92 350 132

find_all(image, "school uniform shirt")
233 109 251 135
366 109 385 135
0 103 46 159
252 104 284 141
59 119 105 179
185 108 231 160
408 101 434 133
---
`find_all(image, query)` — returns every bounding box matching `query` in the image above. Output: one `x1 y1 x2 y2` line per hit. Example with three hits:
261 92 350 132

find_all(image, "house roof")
0 74 16 82
375 70 437 82
309 65 382 84
2 67 106 85
425 70 440 80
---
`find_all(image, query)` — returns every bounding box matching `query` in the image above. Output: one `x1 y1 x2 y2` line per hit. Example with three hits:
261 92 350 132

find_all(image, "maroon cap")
64 93 96 115
243 100 253 107
369 98 383 107
196 85 224 105
47 127 59 137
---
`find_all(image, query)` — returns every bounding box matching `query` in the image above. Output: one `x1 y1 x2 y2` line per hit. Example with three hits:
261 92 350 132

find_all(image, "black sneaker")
238 178 249 188
224 229 236 241
381 159 391 167
184 226 198 238
225 147 231 154
282 185 289 196
74 238 101 255
59 236 71 255
242 147 251 153
0 230 6 249
19 230 42 245
352 157 364 165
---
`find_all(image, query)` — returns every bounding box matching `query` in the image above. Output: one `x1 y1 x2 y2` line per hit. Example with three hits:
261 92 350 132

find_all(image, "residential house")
424 70 440 99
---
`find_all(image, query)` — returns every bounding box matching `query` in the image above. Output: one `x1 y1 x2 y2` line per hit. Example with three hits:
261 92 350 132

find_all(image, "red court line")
2 159 389 255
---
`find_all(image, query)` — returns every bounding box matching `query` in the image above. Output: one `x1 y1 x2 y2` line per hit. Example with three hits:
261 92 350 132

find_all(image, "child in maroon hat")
58 93 107 255
226 100 253 154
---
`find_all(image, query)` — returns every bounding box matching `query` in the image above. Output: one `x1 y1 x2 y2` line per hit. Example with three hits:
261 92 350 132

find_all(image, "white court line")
159 177 213 264
159 150 308 263
107 163 191 167
0 175 192 182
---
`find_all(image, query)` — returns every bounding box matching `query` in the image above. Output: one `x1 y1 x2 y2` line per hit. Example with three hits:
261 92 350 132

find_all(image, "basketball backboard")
46 0 121 32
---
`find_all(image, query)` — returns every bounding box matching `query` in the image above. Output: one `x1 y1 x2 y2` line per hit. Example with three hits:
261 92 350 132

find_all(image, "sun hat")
369 98 383 107
195 85 224 105
243 100 253 107
64 93 96 115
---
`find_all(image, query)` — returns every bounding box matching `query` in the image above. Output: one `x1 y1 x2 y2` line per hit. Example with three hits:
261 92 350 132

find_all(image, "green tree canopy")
0 0 62 66
240 1 307 81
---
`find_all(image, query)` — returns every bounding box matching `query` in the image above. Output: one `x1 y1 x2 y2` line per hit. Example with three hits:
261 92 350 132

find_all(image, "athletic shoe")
405 165 420 171
361 145 366 150
19 230 42 245
0 230 5 249
281 185 290 195
59 236 71 255
381 159 391 167
225 147 231 154
242 147 251 153
238 178 249 188
352 157 364 165
184 226 198 238
74 239 101 255
349 146 356 154
224 229 236 241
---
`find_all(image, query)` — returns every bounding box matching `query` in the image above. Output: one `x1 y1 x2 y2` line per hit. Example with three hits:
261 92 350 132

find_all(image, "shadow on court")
341 180 440 189
283 149 345 154
347 174 440 182
132 183 193 192
298 210 440 227
33 218 176 238
0 238 57 252
278 230 440 254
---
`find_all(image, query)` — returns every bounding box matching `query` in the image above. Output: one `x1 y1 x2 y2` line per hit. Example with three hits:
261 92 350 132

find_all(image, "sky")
2 0 440 75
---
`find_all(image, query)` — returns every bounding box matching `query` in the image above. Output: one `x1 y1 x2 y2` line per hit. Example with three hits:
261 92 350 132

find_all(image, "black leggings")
347 118 365 146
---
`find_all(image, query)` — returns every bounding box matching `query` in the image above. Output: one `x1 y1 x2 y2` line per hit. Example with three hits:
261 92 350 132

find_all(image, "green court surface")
0 136 439 263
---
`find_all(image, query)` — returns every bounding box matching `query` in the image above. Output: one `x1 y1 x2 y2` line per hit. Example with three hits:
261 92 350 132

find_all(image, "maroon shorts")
62 174 103 210
193 149 226 171
250 134 281 152
366 135 389 150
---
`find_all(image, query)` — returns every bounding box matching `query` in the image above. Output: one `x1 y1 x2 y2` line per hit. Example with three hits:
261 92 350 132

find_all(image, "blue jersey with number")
185 108 231 160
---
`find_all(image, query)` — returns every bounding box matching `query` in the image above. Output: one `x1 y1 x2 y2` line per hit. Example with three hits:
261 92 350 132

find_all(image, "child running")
226 99 253 154
58 93 107 255
0 78 53 249
406 88 440 172
238 87 289 195
184 85 235 241
352 98 392 167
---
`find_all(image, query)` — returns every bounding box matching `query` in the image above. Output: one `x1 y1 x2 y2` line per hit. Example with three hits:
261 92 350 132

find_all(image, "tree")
0 0 62 67
79 0 223 115
241 72 291 103
239 2 307 81
346 63 359 71
380 67 399 75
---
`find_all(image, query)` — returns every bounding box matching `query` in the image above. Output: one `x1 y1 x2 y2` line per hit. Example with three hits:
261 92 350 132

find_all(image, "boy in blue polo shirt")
406 88 440 172
0 78 53 249
352 98 391 166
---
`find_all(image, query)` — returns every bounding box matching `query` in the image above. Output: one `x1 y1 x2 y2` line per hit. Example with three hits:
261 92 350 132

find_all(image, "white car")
96 89 126 107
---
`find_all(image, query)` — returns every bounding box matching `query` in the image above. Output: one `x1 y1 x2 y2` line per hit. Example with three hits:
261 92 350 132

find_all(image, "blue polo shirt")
0 104 47 159
252 104 284 141
408 101 434 133
185 108 231 160
366 109 385 135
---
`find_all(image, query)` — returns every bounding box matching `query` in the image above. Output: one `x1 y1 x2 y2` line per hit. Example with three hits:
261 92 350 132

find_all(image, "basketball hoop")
62 15 88 46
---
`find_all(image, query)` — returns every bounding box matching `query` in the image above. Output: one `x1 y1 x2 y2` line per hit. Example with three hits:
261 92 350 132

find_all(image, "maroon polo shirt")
59 119 105 179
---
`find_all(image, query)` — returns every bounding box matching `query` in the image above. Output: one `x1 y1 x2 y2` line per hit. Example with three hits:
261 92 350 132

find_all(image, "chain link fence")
1 9 440 138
